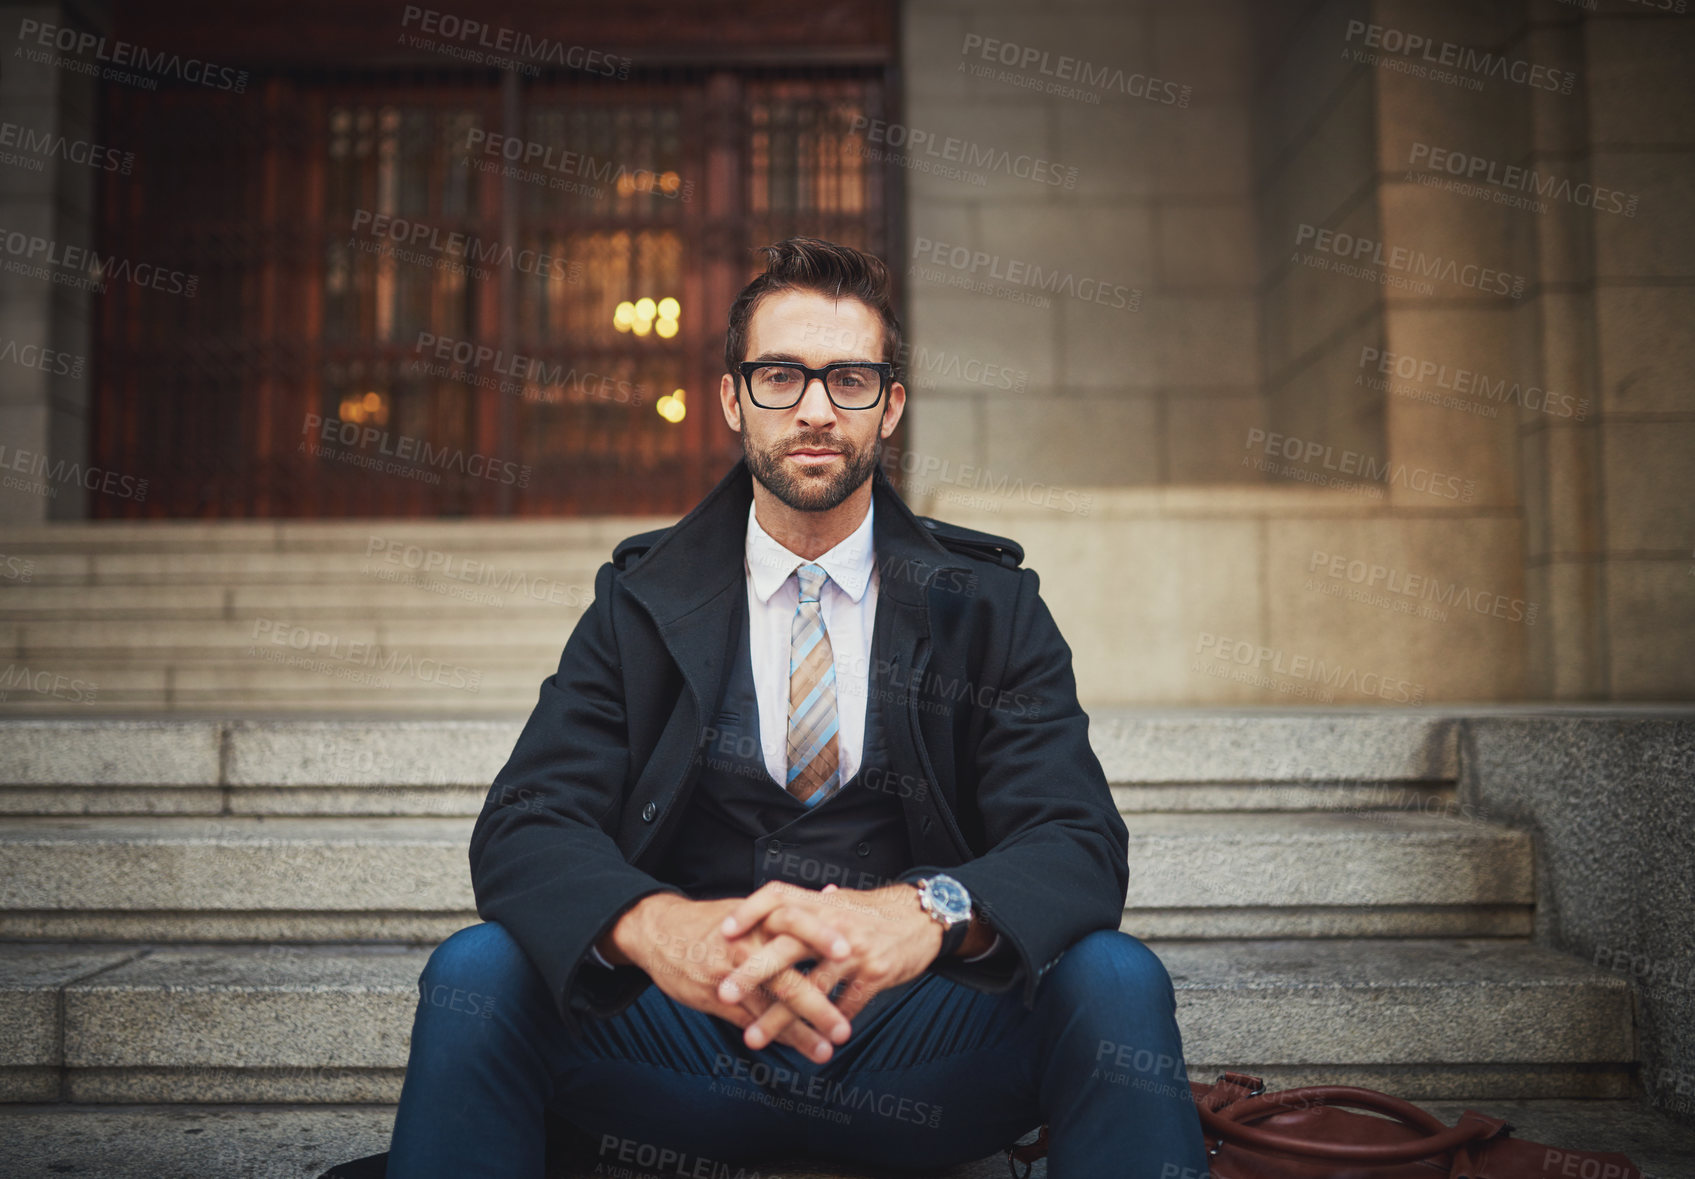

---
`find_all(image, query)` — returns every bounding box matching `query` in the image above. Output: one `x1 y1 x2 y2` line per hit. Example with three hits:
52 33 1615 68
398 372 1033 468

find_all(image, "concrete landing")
3 1100 1695 1179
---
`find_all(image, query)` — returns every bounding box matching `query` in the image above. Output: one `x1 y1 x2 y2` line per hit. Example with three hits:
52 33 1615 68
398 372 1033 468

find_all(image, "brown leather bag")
1006 1072 1647 1179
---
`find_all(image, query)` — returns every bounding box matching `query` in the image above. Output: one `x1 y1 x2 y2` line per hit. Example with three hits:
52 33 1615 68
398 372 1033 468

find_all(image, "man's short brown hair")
723 236 904 386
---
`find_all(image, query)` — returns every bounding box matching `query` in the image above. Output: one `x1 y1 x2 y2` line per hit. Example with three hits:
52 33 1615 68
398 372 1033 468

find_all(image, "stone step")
1120 811 1530 937
0 668 552 715
0 817 474 942
0 938 1637 1104
5 550 607 587
0 811 1530 941
5 1098 1695 1179
1089 710 1457 783
9 619 583 659
0 713 1460 817
0 518 669 555
0 584 596 620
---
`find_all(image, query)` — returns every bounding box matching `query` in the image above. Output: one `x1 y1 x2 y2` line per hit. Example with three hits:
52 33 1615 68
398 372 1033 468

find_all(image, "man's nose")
794 375 838 426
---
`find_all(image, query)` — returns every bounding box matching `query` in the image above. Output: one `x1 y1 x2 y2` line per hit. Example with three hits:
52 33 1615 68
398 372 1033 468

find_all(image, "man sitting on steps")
383 236 1210 1178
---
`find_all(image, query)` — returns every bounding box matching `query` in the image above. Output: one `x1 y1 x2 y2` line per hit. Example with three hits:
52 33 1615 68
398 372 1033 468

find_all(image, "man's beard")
743 424 881 513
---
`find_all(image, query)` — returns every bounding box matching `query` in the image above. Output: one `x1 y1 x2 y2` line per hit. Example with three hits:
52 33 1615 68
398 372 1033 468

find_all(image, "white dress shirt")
744 497 879 786
589 494 1002 967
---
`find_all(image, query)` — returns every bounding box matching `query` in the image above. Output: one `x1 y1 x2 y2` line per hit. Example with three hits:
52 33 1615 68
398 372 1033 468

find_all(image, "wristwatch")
911 873 973 958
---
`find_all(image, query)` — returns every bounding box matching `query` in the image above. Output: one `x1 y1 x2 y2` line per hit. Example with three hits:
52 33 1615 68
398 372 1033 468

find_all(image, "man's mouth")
789 447 841 462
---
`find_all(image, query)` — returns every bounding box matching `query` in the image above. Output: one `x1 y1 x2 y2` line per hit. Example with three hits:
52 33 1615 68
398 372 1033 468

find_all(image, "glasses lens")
825 366 884 408
748 364 804 405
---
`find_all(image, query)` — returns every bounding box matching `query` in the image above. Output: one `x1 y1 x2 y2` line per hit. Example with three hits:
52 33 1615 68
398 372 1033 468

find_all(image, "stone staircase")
0 520 1684 1173
2 710 1680 1178
0 519 668 713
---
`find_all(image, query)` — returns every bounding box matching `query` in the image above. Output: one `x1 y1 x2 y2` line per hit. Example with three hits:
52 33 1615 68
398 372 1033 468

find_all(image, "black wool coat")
469 456 1129 1037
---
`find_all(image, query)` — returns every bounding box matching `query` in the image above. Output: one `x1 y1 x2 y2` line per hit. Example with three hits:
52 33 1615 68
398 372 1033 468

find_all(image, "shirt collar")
746 496 876 604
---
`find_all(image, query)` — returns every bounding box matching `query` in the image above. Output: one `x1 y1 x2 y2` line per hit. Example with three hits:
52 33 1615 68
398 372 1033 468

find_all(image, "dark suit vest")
653 579 913 899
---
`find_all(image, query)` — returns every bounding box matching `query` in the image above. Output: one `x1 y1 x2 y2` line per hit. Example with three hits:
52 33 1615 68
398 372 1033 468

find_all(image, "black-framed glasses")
735 361 891 410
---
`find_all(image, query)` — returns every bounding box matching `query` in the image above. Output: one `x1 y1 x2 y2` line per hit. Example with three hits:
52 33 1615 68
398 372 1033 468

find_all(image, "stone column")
0 0 107 522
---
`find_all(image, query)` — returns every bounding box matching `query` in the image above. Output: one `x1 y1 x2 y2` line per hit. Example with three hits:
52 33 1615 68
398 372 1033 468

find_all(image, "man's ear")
719 371 741 432
880 380 907 438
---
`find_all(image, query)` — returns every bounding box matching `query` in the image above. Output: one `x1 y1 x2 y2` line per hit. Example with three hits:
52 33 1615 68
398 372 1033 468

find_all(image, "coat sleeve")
903 565 1130 1010
468 558 687 1037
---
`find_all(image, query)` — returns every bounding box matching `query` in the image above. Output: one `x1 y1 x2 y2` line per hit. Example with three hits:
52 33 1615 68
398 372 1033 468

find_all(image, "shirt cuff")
587 943 617 970
959 931 1003 963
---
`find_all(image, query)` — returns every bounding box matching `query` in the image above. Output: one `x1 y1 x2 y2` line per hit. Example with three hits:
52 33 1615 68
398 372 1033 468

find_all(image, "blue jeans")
387 921 1209 1179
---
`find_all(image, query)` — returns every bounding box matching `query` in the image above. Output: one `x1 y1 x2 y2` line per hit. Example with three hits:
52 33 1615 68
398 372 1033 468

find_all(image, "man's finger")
733 940 852 1044
737 990 831 1061
719 919 847 1004
748 965 851 1050
719 882 802 939
831 971 880 1022
717 932 813 1004
762 904 852 962
743 957 846 1053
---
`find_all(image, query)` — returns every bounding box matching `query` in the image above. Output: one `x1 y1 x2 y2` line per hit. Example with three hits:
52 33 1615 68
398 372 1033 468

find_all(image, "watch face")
929 875 971 922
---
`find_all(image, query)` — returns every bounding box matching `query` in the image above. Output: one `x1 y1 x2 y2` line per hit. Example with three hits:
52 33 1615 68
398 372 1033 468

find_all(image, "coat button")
768 840 782 854
856 841 870 857
641 802 657 822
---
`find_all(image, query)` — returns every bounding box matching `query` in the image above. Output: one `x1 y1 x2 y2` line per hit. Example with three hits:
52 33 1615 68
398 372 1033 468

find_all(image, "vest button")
856 841 870 857
641 802 657 822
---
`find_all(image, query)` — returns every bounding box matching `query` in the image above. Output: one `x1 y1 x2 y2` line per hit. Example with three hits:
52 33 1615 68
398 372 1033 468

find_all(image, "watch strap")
937 915 971 958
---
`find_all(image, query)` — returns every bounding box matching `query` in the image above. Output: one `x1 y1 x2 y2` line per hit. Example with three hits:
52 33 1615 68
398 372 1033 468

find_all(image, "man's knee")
1045 929 1177 1007
416 921 538 1018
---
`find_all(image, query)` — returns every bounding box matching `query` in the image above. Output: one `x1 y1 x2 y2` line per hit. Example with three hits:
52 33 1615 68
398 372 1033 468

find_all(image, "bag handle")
1005 1125 1047 1178
1197 1073 1510 1165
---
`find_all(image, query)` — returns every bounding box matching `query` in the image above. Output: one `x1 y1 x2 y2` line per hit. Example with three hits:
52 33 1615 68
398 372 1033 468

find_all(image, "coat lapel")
617 455 973 865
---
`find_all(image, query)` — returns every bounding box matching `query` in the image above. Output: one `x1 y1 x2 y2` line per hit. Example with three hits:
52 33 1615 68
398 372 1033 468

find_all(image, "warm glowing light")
635 297 656 319
657 297 680 320
660 171 680 194
656 388 686 423
613 301 635 332
616 172 637 197
655 317 678 339
632 319 652 337
338 391 389 425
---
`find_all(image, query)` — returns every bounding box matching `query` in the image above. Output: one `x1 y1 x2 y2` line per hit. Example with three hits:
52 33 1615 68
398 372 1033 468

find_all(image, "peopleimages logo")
1195 632 1427 704
1342 19 1576 94
1308 550 1538 626
1244 428 1475 502
958 33 1192 107
349 209 580 283
15 18 249 91
911 236 1140 311
411 331 645 405
301 414 530 488
1408 142 1638 217
1357 346 1589 421
0 227 197 297
0 338 85 379
398 6 630 78
1294 224 1527 299
850 116 1078 189
461 129 693 202
0 121 134 174
0 442 148 502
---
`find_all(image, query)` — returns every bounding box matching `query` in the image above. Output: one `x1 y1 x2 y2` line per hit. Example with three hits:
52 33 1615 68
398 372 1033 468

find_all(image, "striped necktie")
785 562 841 807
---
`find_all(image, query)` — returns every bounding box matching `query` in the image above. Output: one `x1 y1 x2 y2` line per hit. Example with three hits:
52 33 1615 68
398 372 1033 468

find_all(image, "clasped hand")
627 881 943 1064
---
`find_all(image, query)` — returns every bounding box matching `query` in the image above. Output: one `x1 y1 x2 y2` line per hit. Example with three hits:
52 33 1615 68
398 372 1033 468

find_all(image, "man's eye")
763 370 796 384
